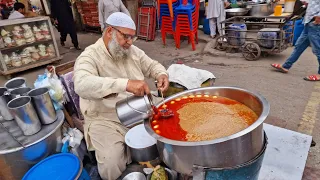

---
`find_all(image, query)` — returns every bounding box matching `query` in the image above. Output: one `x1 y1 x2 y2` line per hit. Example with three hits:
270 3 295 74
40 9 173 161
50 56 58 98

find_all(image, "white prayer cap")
106 12 136 30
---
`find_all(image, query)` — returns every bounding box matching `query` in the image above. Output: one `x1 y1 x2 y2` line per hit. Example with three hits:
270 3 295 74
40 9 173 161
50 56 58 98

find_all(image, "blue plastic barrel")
227 24 247 46
22 153 90 180
203 18 210 35
283 19 304 46
205 133 268 180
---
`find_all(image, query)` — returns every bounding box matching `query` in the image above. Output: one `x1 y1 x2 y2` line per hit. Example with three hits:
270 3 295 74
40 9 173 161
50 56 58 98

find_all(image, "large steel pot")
225 8 250 17
144 87 270 175
247 2 275 16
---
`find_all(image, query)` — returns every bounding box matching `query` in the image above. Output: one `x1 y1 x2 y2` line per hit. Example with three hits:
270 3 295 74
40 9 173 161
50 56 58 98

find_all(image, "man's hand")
156 74 169 93
314 16 320 24
126 80 150 96
224 1 231 8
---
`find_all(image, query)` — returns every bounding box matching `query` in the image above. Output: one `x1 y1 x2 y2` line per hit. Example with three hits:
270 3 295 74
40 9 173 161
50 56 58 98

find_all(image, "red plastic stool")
161 16 176 46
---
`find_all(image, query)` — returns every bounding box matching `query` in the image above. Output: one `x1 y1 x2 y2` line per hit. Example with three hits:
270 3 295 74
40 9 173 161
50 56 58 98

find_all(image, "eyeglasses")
112 27 138 42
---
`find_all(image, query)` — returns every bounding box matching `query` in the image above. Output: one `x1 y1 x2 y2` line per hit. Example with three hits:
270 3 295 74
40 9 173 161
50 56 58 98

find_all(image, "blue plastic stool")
174 2 196 30
159 12 175 28
22 153 90 180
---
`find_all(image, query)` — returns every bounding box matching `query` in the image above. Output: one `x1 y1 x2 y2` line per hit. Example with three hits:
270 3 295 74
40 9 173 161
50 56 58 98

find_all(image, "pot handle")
4 91 10 96
126 100 153 117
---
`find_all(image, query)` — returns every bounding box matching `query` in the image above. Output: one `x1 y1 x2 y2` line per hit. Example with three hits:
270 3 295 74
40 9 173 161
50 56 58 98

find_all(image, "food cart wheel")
242 42 261 61
214 36 227 51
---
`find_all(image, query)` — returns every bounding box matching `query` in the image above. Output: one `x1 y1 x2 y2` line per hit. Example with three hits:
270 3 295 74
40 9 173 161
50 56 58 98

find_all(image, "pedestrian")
206 0 230 38
98 0 130 31
1 4 10 19
50 0 81 50
8 2 25 20
271 0 320 81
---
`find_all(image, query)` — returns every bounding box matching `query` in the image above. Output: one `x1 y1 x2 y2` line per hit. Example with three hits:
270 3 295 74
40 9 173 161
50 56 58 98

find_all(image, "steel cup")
7 96 41 136
0 87 14 121
28 88 56 124
5 77 27 91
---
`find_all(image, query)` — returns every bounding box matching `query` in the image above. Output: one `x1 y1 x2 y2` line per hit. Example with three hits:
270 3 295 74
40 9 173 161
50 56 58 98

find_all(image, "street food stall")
115 86 312 180
0 16 61 79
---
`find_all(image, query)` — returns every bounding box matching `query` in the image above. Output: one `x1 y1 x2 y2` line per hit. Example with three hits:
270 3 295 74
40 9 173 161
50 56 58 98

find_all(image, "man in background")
206 0 230 38
8 2 25 19
1 4 10 19
50 0 81 50
98 0 130 31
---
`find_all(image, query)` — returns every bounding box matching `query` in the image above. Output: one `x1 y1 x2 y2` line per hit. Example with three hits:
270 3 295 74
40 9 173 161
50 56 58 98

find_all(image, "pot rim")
7 96 31 109
144 86 270 146
4 77 26 89
27 87 49 97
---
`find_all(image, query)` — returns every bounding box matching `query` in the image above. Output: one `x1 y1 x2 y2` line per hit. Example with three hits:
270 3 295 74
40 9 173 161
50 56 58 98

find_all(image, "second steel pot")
247 2 275 16
144 87 270 175
125 124 159 162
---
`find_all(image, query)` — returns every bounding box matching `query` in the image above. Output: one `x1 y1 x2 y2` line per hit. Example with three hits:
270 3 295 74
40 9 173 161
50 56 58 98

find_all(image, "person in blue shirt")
271 0 320 81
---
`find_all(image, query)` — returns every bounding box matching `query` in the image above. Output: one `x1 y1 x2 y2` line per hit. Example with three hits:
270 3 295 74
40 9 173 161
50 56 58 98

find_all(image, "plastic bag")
34 66 65 110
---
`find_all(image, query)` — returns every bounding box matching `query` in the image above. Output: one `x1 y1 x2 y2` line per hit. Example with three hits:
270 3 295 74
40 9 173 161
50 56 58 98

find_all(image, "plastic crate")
138 7 157 41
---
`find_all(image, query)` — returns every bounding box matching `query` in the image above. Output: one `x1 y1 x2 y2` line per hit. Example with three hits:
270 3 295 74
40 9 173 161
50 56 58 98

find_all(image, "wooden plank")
54 60 75 75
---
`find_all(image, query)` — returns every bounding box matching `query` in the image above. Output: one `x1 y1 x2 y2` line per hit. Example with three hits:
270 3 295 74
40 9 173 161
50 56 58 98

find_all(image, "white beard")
107 32 130 61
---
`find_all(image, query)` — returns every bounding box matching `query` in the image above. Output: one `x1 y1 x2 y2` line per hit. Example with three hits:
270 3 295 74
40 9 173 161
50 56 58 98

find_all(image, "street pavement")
0 29 319 179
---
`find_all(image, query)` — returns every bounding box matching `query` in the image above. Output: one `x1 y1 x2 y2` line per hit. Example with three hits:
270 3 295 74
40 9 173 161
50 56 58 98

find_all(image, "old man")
73 12 169 179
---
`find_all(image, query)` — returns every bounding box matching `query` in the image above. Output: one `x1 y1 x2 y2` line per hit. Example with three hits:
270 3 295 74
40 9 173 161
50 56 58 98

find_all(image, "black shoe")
74 46 81 50
61 41 65 47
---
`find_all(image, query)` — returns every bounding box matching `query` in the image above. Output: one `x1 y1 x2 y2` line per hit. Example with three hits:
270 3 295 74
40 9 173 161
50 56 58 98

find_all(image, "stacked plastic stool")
158 0 179 45
174 0 199 50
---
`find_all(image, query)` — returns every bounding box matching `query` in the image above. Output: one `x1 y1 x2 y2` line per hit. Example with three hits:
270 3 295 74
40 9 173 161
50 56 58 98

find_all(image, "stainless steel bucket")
125 124 159 162
28 88 57 125
4 77 27 91
116 94 154 128
144 86 270 175
7 96 42 136
10 87 32 99
0 87 14 121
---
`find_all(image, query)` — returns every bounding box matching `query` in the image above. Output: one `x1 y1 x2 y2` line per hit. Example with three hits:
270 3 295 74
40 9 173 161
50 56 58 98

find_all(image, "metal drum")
10 87 32 99
193 133 268 180
28 88 57 125
144 87 270 175
7 96 42 136
0 87 13 121
4 77 27 91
